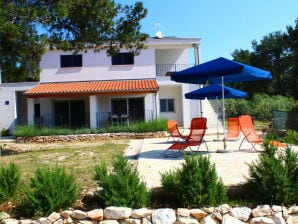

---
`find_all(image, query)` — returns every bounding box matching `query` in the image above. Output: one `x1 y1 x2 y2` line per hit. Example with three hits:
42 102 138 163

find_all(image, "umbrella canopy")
185 84 247 100
171 57 272 84
171 57 272 151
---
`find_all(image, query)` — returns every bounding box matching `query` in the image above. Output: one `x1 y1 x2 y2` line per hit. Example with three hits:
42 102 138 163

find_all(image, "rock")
79 221 97 224
38 217 51 224
252 205 272 217
151 209 176 224
175 217 199 224
202 207 214 214
217 204 231 214
100 220 120 224
288 206 298 214
200 215 219 224
230 207 251 222
0 212 10 220
53 219 64 224
211 211 222 222
272 213 286 224
104 207 132 220
120 219 141 224
287 214 298 224
87 209 104 221
48 212 61 223
71 210 88 220
19 219 37 224
1 218 19 224
272 205 282 212
60 210 72 219
177 209 190 217
131 208 152 218
190 209 207 220
250 217 275 224
222 215 245 224
141 217 152 224
282 206 289 219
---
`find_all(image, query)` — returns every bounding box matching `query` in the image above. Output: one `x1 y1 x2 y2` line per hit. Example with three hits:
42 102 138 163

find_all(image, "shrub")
247 143 298 205
22 165 79 217
282 130 298 145
161 155 227 208
0 163 20 202
94 155 151 208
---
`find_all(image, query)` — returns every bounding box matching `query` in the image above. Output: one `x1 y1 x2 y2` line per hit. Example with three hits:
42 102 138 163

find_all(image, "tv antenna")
155 23 164 38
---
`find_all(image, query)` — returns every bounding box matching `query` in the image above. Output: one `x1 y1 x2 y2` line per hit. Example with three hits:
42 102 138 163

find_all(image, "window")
160 99 175 112
111 52 134 65
60 54 82 68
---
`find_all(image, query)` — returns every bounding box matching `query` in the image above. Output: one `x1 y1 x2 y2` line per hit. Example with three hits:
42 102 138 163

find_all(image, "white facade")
0 37 203 131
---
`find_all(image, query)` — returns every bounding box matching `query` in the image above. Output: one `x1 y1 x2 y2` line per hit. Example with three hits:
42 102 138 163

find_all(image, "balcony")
156 64 194 76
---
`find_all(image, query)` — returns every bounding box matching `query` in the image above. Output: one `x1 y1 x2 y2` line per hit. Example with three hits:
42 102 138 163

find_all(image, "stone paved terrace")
128 131 298 189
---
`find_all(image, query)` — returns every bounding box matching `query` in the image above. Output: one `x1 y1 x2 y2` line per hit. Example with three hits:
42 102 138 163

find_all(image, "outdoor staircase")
202 99 224 135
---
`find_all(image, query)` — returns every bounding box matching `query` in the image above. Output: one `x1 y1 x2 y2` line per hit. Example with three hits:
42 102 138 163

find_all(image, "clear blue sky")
122 0 297 63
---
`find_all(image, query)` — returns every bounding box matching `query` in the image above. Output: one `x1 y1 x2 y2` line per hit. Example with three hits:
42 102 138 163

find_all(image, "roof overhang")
24 79 159 98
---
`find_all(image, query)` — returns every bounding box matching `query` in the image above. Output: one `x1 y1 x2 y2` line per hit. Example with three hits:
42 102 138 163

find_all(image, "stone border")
1 205 298 224
16 132 167 143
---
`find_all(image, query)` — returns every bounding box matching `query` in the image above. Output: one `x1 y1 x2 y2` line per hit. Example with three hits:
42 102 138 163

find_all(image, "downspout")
193 43 203 117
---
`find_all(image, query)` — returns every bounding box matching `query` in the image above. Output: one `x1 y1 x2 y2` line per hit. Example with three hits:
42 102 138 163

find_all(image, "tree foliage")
232 18 298 99
0 0 148 82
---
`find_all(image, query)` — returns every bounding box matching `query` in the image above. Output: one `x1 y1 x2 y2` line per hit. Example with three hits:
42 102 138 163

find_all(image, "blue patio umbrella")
172 57 272 150
185 84 247 140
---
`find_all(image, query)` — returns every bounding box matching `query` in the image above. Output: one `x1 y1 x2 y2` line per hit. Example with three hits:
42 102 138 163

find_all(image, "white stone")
48 212 61 223
141 217 152 224
211 211 222 222
131 208 152 218
230 207 252 222
53 219 64 224
272 205 282 212
287 214 298 224
252 205 272 217
38 218 51 224
1 218 19 224
202 207 214 214
151 209 176 224
288 206 298 214
200 215 219 224
87 209 104 221
104 207 132 220
100 220 119 224
217 204 231 214
0 212 10 220
175 217 199 224
222 215 245 224
282 206 289 219
250 217 275 224
71 210 88 220
177 208 190 217
79 221 97 224
120 219 141 224
272 213 286 224
190 209 207 220
19 219 36 224
60 210 72 219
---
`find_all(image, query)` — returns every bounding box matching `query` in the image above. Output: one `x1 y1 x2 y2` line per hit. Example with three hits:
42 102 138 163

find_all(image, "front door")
129 98 144 121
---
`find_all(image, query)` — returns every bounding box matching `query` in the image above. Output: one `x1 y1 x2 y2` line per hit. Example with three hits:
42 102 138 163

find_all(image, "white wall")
0 82 38 131
155 49 189 64
40 49 156 83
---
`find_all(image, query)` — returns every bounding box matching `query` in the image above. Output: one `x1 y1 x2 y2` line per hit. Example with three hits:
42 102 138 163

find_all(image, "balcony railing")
156 64 194 76
33 110 155 129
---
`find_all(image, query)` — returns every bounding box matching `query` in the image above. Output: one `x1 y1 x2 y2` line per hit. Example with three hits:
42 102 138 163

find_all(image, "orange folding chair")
239 115 263 151
227 117 240 140
166 117 209 153
166 120 188 142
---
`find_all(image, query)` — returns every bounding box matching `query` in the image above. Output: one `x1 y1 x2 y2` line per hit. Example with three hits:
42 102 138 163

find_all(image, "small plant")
161 155 227 208
247 143 298 205
0 163 21 202
282 130 298 145
94 155 151 208
21 165 79 217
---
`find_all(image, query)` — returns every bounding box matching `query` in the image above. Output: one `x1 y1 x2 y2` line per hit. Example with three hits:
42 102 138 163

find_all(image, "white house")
0 37 204 132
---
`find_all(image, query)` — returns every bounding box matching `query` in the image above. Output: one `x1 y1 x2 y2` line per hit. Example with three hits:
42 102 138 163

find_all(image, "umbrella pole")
222 76 227 150
216 97 219 140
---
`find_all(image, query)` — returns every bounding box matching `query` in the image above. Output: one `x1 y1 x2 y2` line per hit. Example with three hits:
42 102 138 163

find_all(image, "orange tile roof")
24 79 159 98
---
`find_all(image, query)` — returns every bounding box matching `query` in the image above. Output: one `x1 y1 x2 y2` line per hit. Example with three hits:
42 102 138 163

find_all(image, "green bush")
0 163 20 202
282 130 298 145
161 155 227 208
225 98 251 118
94 155 151 208
247 143 298 205
22 165 79 217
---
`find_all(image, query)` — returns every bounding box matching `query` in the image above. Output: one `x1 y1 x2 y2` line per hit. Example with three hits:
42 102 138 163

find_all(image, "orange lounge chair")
239 115 263 151
227 117 240 140
166 117 209 153
167 120 188 142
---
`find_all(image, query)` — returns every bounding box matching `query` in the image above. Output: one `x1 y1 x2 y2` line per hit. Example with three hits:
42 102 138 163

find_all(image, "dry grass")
0 140 128 192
